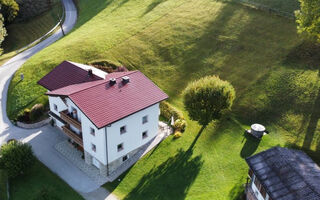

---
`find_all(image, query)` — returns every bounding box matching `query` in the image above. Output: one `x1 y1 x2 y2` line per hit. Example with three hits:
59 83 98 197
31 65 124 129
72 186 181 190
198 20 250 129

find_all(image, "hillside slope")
7 0 320 199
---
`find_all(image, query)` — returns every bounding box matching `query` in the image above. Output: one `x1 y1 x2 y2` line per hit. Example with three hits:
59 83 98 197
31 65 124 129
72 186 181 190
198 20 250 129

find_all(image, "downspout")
105 126 109 176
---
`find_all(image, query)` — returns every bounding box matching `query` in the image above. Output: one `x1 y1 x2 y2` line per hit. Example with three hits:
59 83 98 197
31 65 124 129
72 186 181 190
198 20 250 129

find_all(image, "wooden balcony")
62 125 83 147
60 110 81 130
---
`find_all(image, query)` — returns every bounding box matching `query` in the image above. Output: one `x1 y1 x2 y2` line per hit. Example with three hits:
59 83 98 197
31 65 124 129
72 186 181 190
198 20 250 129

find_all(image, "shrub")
173 119 187 132
17 108 30 122
0 0 19 23
173 131 182 139
0 141 35 178
30 103 44 122
33 187 60 200
160 101 184 121
183 75 235 126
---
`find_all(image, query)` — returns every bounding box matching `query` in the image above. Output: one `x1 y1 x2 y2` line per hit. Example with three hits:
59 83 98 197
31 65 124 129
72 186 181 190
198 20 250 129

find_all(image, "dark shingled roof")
246 147 320 200
37 61 103 91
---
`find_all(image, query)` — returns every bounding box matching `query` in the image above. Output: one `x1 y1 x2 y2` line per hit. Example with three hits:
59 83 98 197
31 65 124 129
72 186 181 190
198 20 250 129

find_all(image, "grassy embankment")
0 0 62 66
9 159 83 199
7 0 320 199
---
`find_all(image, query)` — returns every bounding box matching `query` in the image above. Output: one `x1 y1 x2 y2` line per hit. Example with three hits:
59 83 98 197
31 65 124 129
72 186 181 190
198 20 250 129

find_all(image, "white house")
38 61 168 176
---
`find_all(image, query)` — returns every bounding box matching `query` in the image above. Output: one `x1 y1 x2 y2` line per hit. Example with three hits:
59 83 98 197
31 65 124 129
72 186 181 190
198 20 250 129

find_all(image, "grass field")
9 159 83 200
6 0 320 199
0 1 62 66
232 0 300 14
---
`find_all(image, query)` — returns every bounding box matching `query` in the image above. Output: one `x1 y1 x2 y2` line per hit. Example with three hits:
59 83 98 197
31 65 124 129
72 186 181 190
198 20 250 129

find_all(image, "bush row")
17 103 44 123
160 101 187 138
160 101 184 121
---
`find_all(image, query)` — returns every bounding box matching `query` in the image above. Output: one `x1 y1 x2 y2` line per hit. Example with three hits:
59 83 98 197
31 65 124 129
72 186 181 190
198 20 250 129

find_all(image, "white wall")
82 114 108 165
64 98 108 165
66 98 82 123
48 96 68 116
106 103 160 163
48 96 161 167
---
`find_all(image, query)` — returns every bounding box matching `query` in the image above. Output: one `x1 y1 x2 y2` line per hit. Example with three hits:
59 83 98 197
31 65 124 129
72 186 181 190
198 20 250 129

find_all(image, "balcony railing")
60 110 81 130
245 184 258 200
62 125 83 147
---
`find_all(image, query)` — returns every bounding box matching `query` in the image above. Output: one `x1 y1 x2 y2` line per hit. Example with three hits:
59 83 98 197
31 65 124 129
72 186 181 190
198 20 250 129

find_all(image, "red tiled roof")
47 71 168 128
37 61 103 91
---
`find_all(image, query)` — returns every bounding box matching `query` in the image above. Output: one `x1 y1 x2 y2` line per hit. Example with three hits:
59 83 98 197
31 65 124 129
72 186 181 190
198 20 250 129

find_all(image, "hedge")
160 101 184 122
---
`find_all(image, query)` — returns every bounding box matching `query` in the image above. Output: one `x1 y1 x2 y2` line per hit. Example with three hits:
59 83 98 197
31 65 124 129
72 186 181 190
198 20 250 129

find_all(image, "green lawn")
0 1 62 66
9 159 83 200
232 0 300 14
6 0 320 199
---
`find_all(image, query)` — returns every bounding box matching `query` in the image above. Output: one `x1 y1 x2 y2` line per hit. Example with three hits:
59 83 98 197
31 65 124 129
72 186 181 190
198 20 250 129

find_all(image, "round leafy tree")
295 0 320 41
183 75 235 126
0 140 35 178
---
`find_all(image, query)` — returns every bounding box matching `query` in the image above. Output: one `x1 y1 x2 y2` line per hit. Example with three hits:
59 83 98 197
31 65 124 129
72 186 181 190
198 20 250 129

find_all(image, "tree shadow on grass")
240 132 261 158
142 0 168 16
123 127 205 200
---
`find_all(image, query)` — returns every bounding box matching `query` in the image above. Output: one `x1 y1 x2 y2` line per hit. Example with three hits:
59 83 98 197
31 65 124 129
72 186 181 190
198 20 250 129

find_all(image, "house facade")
245 147 320 200
38 61 168 176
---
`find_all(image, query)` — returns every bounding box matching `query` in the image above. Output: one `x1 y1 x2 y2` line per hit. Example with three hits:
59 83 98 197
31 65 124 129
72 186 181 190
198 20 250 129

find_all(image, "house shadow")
240 132 261 158
123 127 205 200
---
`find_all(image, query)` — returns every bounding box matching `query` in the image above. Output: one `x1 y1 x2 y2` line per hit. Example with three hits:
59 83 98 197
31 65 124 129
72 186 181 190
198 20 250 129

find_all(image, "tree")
183 76 235 126
0 12 6 55
0 140 35 178
295 0 320 41
0 0 19 23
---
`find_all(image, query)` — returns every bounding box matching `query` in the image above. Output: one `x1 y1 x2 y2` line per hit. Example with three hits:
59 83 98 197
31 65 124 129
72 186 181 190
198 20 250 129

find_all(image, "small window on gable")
120 126 126 134
54 104 58 111
142 131 148 139
90 127 95 136
91 143 96 152
117 143 124 152
122 155 128 162
142 115 148 124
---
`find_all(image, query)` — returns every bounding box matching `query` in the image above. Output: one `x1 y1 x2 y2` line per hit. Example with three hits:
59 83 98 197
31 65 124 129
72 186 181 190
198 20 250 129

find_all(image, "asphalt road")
0 1 117 199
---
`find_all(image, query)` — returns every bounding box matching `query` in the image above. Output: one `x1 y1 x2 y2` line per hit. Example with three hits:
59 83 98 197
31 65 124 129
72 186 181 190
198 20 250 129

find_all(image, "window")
142 115 148 124
54 104 58 111
117 143 124 152
120 126 126 134
122 155 128 162
142 131 148 139
90 127 95 136
91 143 96 152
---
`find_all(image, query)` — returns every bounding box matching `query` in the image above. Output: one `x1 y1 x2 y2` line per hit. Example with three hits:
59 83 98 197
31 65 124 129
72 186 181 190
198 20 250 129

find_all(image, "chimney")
109 78 116 86
122 76 130 85
88 69 93 77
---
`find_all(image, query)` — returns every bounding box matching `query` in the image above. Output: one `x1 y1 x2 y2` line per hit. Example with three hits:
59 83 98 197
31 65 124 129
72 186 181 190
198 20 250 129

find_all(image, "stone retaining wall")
16 118 51 129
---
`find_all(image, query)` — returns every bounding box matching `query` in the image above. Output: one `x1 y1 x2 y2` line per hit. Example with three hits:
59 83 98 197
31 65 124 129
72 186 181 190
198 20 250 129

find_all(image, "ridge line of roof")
68 70 139 96
48 70 139 97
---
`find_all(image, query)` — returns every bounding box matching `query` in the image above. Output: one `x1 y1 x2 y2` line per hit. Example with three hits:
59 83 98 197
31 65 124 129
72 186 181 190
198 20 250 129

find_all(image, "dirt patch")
89 60 128 73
